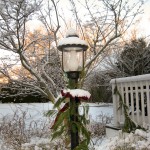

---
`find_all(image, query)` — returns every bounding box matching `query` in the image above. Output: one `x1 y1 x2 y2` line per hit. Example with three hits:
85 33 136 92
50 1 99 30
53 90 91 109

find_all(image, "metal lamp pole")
57 29 88 150
67 72 79 149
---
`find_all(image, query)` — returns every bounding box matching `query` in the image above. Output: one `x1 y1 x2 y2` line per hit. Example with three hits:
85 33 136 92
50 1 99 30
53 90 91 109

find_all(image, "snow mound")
96 129 150 150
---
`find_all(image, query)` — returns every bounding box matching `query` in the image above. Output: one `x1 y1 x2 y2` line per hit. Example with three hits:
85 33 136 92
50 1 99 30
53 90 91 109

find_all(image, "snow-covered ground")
0 103 53 123
96 129 150 150
0 103 113 149
0 102 113 122
1 103 149 150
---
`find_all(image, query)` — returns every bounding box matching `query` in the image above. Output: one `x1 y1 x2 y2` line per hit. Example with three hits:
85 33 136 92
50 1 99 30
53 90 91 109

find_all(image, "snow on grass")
3 121 149 150
0 103 113 122
0 103 113 149
1 103 150 149
22 137 51 150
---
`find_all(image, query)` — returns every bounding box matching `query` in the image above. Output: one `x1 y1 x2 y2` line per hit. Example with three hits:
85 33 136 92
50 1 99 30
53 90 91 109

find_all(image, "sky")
0 0 150 59
137 0 150 37
27 0 150 38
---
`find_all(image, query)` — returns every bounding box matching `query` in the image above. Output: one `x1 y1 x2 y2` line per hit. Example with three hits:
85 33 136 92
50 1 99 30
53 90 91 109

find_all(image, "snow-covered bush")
0 109 52 150
89 113 113 148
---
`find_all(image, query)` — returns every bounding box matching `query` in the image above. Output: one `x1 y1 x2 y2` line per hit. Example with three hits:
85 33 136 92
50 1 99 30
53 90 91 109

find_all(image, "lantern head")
57 29 88 79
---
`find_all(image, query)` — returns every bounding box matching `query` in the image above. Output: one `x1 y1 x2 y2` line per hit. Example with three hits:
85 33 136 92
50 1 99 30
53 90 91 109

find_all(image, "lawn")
0 102 113 149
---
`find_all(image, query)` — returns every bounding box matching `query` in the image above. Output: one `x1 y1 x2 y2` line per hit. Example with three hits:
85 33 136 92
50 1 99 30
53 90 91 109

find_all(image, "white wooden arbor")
111 74 150 129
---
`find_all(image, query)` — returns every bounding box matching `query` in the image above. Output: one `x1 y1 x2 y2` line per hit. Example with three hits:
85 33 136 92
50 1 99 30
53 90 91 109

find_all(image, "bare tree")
68 0 143 84
0 0 64 103
0 0 143 103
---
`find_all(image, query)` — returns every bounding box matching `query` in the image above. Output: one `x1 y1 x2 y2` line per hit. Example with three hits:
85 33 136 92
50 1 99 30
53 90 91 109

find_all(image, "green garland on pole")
46 90 91 150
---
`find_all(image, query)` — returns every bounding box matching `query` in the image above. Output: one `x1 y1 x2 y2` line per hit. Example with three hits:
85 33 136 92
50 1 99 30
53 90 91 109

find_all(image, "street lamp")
57 29 88 79
57 29 88 149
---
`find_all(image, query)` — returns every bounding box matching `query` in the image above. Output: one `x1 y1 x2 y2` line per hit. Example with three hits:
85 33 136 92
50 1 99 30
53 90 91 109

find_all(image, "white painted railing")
111 74 150 129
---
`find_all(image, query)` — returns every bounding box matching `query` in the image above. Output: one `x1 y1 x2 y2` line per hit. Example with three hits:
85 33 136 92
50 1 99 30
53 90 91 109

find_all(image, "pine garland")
46 93 90 149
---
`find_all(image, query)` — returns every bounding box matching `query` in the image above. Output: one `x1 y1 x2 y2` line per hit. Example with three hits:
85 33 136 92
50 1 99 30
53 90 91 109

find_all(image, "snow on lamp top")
57 28 88 51
66 28 79 37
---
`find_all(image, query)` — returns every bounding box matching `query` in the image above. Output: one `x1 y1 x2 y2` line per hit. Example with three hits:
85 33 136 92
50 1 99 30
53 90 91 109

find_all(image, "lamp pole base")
70 97 79 149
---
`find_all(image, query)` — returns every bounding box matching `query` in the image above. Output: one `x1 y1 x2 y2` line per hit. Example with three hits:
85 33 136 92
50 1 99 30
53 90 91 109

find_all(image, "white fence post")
146 81 150 125
112 83 119 127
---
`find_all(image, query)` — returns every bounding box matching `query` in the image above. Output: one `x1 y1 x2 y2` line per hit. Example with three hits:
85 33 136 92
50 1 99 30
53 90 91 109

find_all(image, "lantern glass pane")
63 47 83 72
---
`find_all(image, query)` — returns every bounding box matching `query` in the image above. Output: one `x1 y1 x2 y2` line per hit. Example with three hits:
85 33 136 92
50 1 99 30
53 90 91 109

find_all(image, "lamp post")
57 29 88 149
